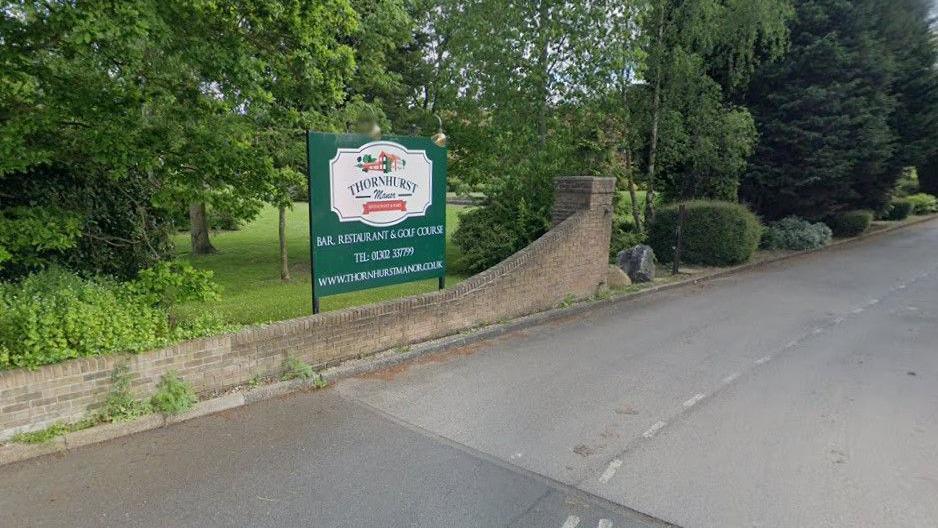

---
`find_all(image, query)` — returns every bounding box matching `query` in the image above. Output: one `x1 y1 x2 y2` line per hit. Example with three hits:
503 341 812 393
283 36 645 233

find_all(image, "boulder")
617 245 656 283
607 265 632 289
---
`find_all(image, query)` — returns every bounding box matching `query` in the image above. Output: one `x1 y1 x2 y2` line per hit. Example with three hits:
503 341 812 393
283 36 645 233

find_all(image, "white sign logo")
329 141 433 227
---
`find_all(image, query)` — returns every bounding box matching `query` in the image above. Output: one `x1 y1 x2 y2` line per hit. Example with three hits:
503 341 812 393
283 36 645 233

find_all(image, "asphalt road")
2 219 937 528
0 390 663 528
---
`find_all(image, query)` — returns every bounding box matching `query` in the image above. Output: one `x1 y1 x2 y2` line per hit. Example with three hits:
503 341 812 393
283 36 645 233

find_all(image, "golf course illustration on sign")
307 132 447 310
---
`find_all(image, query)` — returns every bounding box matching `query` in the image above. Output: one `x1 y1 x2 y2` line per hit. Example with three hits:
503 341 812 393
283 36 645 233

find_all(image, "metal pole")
435 128 447 292
305 130 319 314
672 203 687 275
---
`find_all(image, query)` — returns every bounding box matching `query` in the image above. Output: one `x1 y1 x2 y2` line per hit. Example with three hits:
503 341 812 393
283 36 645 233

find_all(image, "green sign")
307 132 447 304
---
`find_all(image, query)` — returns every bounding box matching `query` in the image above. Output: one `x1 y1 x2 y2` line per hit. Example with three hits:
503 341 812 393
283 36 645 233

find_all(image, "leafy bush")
0 206 82 277
648 201 762 266
451 139 591 275
211 212 241 231
906 193 938 215
126 261 220 309
761 217 832 250
894 168 920 197
2 165 174 280
150 372 197 415
0 265 227 371
452 173 553 275
825 210 873 237
0 269 169 370
882 199 914 221
609 218 646 262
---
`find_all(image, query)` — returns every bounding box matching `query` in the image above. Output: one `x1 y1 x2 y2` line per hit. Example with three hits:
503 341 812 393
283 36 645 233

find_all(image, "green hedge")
883 199 914 221
825 210 873 238
648 201 762 266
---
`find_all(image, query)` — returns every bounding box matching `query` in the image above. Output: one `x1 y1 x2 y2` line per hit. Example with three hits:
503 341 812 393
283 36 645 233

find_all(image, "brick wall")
0 176 615 440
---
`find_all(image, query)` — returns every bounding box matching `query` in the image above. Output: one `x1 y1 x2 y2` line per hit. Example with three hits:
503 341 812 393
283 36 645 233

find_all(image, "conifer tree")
742 0 898 218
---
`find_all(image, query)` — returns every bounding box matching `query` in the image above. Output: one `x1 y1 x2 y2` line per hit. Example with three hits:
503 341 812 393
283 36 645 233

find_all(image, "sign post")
306 132 447 313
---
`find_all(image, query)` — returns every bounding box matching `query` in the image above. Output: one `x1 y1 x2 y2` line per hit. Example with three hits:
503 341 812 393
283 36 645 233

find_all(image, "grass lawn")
618 190 648 211
174 203 469 325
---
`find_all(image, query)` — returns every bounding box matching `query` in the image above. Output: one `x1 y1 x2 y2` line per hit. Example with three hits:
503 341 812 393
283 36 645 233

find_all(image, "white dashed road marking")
583 274 937 506
642 421 666 438
560 515 581 528
683 393 706 408
598 459 622 484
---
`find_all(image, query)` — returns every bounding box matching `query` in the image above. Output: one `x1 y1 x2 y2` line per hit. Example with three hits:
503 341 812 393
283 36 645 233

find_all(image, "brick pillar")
552 176 616 226
552 176 616 293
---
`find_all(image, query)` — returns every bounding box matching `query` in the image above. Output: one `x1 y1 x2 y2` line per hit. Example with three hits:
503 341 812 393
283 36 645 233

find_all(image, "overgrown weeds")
150 372 197 415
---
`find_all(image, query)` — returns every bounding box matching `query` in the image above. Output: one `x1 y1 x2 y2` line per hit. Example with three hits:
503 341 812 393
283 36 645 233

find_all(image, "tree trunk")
625 150 643 232
188 202 216 255
279 205 290 282
645 1 667 224
617 65 642 233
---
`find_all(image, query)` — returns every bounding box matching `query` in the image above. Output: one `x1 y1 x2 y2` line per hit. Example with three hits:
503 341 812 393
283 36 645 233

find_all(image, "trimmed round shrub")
825 210 873 238
883 199 914 221
761 216 832 250
648 201 763 266
906 193 938 215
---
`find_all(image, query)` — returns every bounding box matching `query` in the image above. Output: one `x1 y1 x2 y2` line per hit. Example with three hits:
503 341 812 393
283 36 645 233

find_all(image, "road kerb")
0 437 65 466
164 393 246 426
64 414 165 449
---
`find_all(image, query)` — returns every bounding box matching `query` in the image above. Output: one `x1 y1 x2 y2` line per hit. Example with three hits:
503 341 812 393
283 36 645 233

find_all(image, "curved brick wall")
0 176 615 440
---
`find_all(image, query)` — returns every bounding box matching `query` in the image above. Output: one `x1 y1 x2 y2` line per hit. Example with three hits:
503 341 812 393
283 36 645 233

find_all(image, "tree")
741 0 899 219
169 0 362 255
0 1 361 264
647 53 758 202
442 0 651 270
639 0 791 214
875 0 938 193
245 0 411 281
876 0 938 170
